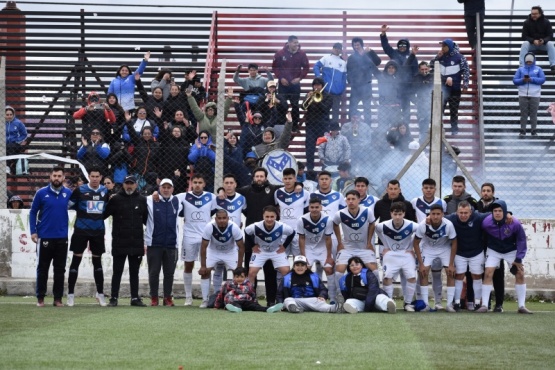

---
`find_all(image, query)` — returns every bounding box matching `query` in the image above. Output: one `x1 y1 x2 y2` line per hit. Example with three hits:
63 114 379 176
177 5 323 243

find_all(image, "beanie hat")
525 54 535 63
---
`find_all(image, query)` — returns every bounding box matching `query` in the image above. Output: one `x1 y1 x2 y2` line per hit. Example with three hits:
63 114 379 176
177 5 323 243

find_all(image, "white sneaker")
199 300 209 308
434 303 444 310
445 304 456 313
467 302 475 311
184 297 193 306
386 300 396 314
67 294 75 307
96 293 107 307
343 302 358 314
404 303 415 312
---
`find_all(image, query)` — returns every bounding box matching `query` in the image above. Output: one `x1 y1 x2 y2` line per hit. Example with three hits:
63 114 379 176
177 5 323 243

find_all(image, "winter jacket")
481 200 527 263
122 117 160 142
458 0 485 16
233 70 273 91
214 279 257 309
446 211 488 258
429 40 469 91
513 53 546 98
162 93 189 123
145 195 181 247
409 55 433 99
237 180 282 225
318 133 351 165
103 188 148 255
5 106 27 144
371 60 403 105
304 91 333 127
521 13 554 44
313 54 347 95
375 193 417 224
158 127 194 178
107 59 148 111
252 121 293 159
77 139 110 174
347 50 382 92
444 191 479 215
73 92 117 139
188 135 216 165
30 185 72 238
277 270 328 302
187 95 232 139
339 267 387 312
126 122 160 175
272 43 310 83
380 35 418 82
106 143 131 184
136 79 164 121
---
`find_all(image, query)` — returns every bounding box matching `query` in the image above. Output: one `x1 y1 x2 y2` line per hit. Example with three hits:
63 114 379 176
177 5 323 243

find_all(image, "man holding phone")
73 91 116 139
513 52 546 137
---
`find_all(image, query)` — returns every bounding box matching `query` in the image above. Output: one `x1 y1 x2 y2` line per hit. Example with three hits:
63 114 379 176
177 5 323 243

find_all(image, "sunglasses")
91 132 100 135
200 136 208 139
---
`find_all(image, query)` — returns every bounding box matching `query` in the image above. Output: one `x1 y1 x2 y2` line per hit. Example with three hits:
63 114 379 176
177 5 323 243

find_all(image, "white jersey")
333 206 375 250
215 193 246 227
411 196 447 223
310 189 346 218
274 188 310 229
201 221 243 253
360 194 378 214
415 218 457 250
177 191 217 241
296 213 334 251
244 220 295 253
375 219 418 252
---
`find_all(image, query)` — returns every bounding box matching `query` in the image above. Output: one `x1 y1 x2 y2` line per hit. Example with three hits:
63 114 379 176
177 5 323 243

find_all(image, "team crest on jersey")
504 227 511 236
275 232 280 237
320 223 325 228
468 221 473 227
62 193 67 198
332 194 337 200
237 201 242 205
204 196 210 202
265 187 270 194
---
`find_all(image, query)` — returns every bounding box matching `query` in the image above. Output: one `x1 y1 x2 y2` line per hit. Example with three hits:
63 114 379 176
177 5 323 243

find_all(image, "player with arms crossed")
413 204 457 311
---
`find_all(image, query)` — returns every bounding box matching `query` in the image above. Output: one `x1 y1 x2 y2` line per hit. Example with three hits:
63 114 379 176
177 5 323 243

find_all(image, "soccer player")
375 202 418 311
477 201 531 314
67 167 109 307
410 178 447 309
297 197 334 293
30 166 72 307
177 174 217 307
354 177 378 214
245 206 295 295
278 255 339 313
198 209 245 307
333 190 378 280
274 168 310 256
413 204 457 311
145 178 182 307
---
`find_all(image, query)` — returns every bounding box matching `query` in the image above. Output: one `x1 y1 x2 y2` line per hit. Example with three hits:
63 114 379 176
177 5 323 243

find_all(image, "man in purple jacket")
477 200 532 314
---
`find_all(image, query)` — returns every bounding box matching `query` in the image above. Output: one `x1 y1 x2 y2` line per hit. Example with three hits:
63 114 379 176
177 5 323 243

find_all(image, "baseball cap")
293 255 308 265
253 112 262 118
160 178 174 187
333 42 343 50
124 175 137 184
267 80 277 88
245 151 257 159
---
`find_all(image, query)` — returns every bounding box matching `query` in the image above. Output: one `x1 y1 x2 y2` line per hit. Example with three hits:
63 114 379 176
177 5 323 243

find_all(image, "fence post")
476 11 485 177
0 56 7 209
429 61 443 196
214 59 227 191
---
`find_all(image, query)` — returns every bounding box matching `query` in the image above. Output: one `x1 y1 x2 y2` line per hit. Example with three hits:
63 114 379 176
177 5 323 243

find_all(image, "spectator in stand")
125 123 160 189
73 92 117 141
106 93 126 145
168 110 193 131
162 84 188 124
519 5 555 71
317 121 351 170
103 175 119 197
122 106 161 143
150 69 173 101
233 63 273 110
370 60 403 138
340 111 372 174
181 70 205 126
260 80 288 132
238 110 265 159
108 51 150 112
106 142 132 188
313 42 347 122
186 86 232 139
458 0 485 50
410 60 433 142
347 37 381 123
136 74 164 121
188 130 216 193
158 125 195 194
513 52 546 137
224 132 243 167
77 129 110 175
304 77 333 172
386 122 412 151
380 25 418 125
5 105 28 175
335 162 355 192
252 112 294 160
272 35 310 132
8 195 24 209
429 39 469 135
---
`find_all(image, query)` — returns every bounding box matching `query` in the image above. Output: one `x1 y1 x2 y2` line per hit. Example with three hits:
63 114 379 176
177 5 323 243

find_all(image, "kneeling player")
198 209 245 308
375 202 418 311
278 255 338 313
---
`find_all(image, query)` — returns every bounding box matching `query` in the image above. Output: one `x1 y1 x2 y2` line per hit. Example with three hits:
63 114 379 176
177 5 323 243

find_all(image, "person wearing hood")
8 195 24 209
477 200 532 314
519 5 555 70
150 68 173 101
313 42 347 122
76 129 110 175
252 111 294 160
73 92 116 141
107 51 150 112
185 86 231 139
303 77 333 171
272 35 310 132
429 39 469 135
188 130 216 192
317 121 351 169
380 25 419 124
369 59 404 137
444 175 479 215
513 52 546 137
5 106 28 174
347 37 382 123
410 60 433 142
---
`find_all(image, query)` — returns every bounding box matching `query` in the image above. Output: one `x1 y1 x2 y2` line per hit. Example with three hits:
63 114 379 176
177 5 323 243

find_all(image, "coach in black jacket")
104 175 148 307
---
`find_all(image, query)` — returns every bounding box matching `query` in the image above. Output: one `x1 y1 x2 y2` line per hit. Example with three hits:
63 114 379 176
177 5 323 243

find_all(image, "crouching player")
278 255 339 313
339 256 396 314
198 209 245 308
214 267 283 313
375 202 418 312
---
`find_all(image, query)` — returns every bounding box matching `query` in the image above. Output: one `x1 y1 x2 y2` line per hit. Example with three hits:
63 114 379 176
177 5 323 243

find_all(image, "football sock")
92 256 104 295
405 281 416 304
400 272 407 298
515 284 526 307
446 286 455 306
454 279 463 304
472 279 482 305
68 255 83 295
481 284 493 307
183 272 193 298
420 286 429 306
326 274 336 301
200 278 210 301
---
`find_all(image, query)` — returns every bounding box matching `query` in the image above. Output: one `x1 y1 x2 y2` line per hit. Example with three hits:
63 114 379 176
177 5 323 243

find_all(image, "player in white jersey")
175 174 217 306
244 206 295 291
354 177 378 215
198 209 245 307
310 170 346 302
410 178 447 309
297 198 334 286
413 204 457 311
275 168 310 256
375 202 418 311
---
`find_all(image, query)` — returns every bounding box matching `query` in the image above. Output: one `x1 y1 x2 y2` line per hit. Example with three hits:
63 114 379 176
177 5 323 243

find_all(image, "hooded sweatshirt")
107 59 148 111
187 96 232 139
380 35 418 82
429 39 469 91
5 106 27 144
513 52 546 98
481 200 527 263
